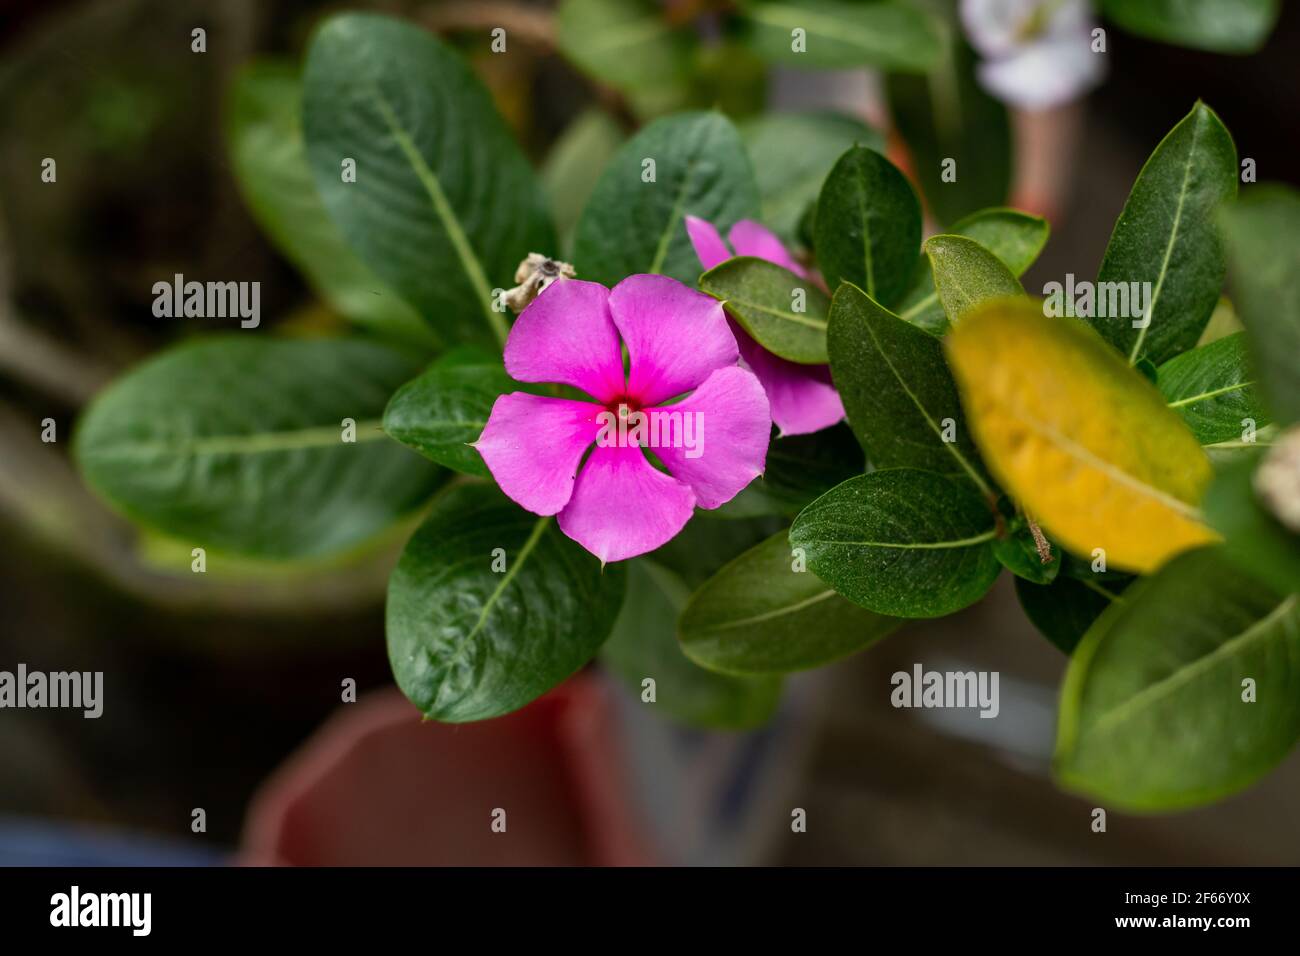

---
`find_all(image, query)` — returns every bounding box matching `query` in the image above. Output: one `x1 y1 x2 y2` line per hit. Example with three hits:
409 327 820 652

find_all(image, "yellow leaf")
946 299 1217 574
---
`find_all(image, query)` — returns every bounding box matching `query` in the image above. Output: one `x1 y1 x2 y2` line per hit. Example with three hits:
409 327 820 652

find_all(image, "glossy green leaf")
923 234 1023 326
1093 101 1237 366
572 111 760 287
557 0 694 95
601 561 781 729
814 146 921 308
885 37 1012 226
1101 0 1279 54
740 111 884 244
680 531 899 674
74 337 442 559
1055 547 1300 810
895 207 1049 334
827 282 992 494
1157 331 1269 444
789 469 1001 618
383 349 544 478
1198 295 1245 345
741 0 941 71
387 483 626 722
303 13 554 349
1015 572 1129 656
711 424 864 519
992 518 1060 586
226 61 432 347
1221 185 1300 425
699 257 830 363
541 110 625 252
649 514 783 583
1204 452 1300 596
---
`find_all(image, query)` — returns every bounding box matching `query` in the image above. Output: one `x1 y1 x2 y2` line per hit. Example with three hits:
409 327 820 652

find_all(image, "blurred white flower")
960 0 1106 110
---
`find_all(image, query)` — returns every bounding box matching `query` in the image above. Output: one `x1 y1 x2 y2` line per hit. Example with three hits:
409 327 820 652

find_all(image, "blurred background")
1 0 1298 865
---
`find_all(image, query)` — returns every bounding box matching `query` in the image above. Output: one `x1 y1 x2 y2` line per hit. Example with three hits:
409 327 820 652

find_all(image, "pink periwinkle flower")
685 216 845 437
475 274 771 563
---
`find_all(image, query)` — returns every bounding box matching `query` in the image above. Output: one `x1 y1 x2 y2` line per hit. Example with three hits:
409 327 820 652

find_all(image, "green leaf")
541 110 625 252
226 61 433 348
1055 547 1300 810
699 257 830 363
1015 573 1127 656
557 0 694 96
383 349 544 478
680 531 899 674
1198 295 1245 346
740 111 885 244
1221 184 1300 426
922 234 1023 326
814 146 921 309
387 483 626 722
895 207 1049 334
1157 332 1269 445
1100 0 1279 54
741 0 942 72
302 13 554 350
992 519 1060 586
885 37 1012 226
572 111 760 287
1204 453 1300 596
733 424 865 516
1093 101 1237 366
789 469 1001 618
710 425 865 519
649 512 783 582
827 282 992 494
601 561 781 729
74 337 442 559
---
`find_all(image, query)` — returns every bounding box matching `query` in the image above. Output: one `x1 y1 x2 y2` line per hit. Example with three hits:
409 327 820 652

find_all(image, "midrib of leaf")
857 181 876 299
697 589 837 633
90 419 389 457
858 304 993 497
1078 577 1127 604
1003 403 1206 520
1126 111 1204 365
1206 438 1273 450
371 93 507 347
648 153 700 275
1165 378 1254 408
443 515 551 671
898 289 938 322
727 295 827 331
1082 594 1298 741
1004 402 1203 520
807 529 996 550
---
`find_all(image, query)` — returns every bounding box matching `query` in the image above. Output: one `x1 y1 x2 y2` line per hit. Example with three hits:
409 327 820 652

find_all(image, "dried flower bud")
1254 425 1300 533
504 253 575 314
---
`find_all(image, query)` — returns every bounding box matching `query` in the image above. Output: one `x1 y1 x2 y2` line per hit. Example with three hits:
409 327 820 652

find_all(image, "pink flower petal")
735 325 845 436
476 393 603 516
558 444 696 563
727 220 808 278
609 274 738 408
651 366 770 510
503 279 625 403
685 215 733 271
